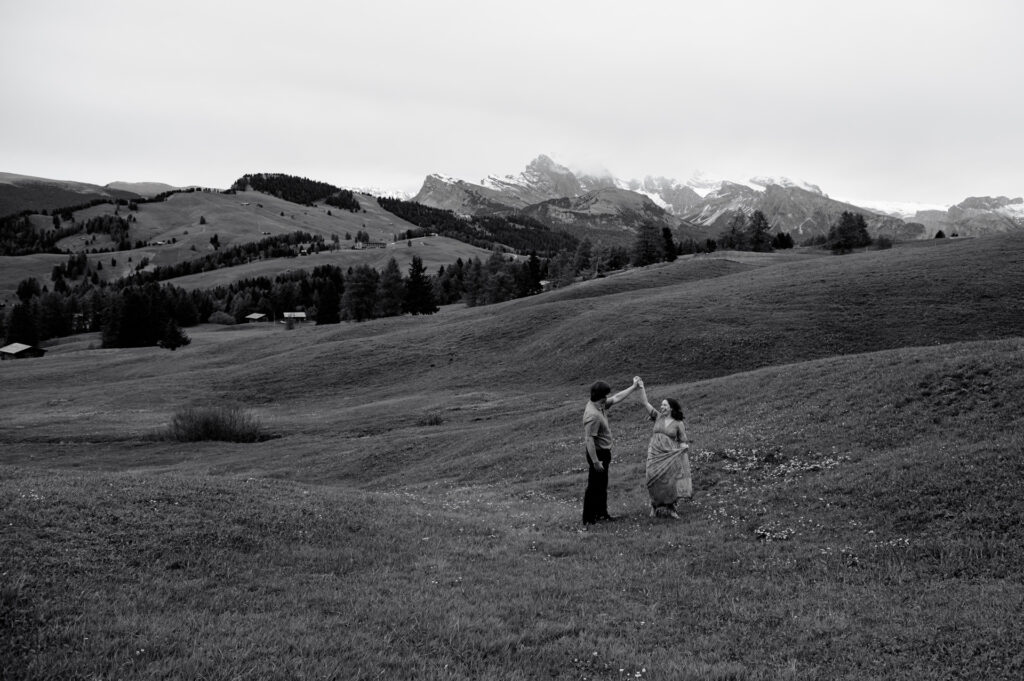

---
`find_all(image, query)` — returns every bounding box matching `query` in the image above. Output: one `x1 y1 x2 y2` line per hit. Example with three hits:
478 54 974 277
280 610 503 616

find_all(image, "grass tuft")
165 405 267 442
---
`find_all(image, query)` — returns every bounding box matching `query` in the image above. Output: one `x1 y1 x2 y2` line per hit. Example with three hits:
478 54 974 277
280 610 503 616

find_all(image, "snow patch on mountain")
634 190 670 210
749 176 823 195
348 185 412 200
997 202 1024 218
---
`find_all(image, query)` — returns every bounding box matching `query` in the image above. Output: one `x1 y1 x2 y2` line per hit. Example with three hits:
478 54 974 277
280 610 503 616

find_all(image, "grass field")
2 232 1023 679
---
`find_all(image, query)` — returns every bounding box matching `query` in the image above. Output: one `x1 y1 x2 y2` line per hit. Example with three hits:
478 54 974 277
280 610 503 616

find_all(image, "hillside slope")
201 233 1024 402
0 189 496 302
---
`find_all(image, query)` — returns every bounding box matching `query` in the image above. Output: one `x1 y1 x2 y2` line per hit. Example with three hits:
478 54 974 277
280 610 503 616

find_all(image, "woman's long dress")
646 415 691 508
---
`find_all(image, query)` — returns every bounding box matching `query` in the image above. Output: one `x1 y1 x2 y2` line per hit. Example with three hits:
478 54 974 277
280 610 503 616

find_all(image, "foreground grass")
3 429 1022 681
4 339 1023 680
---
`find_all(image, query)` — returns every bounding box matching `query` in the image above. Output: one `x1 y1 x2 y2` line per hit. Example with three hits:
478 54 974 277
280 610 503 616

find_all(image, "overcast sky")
2 0 1021 207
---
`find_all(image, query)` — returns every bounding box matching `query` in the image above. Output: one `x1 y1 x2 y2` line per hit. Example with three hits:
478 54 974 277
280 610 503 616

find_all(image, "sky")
2 0 1022 207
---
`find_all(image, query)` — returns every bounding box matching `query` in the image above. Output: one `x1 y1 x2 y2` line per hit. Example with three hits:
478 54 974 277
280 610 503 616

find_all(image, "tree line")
1 246 550 350
376 198 579 257
231 173 361 211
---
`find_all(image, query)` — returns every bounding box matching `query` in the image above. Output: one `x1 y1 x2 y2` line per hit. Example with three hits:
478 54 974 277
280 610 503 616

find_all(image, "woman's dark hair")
590 381 611 402
666 398 684 420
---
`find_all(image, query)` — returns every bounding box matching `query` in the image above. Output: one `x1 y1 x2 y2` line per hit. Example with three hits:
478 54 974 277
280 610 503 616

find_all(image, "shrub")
208 311 235 325
418 413 444 426
166 405 266 442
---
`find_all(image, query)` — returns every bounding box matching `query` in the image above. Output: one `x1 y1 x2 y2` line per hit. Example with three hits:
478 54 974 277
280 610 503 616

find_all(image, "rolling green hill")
0 187 498 304
2 232 1023 679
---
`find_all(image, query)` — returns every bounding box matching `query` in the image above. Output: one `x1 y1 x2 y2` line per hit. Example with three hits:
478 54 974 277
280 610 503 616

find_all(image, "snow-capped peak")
685 171 824 197
749 176 824 195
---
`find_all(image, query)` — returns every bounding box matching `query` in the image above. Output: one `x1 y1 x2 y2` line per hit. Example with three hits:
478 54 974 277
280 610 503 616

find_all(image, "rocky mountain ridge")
412 155 1022 243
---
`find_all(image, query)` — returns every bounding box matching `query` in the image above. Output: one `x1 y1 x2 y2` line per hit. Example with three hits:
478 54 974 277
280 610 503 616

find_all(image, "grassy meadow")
0 189 496 305
3 233 1024 680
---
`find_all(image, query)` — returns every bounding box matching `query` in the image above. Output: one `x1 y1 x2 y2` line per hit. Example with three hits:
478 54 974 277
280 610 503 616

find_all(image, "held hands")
633 376 644 390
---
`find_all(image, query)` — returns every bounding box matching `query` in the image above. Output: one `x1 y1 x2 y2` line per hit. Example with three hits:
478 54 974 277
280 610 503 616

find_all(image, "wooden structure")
0 342 46 360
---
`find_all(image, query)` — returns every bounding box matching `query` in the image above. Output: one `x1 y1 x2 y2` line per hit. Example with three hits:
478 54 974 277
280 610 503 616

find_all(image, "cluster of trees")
1 247 551 349
2 277 200 350
0 188 208 257
713 210 795 253
377 198 579 257
230 173 355 207
129 231 332 285
0 214 82 255
323 190 361 212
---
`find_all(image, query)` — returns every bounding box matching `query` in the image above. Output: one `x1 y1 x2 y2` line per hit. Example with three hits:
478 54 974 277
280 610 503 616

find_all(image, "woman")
636 378 692 519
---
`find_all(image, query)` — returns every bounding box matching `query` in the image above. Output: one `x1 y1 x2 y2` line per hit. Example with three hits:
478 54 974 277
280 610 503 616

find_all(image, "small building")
0 342 46 360
245 313 268 323
282 312 307 323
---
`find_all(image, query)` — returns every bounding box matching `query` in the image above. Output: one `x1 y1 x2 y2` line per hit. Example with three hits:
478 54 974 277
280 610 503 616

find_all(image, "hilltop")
0 181 498 305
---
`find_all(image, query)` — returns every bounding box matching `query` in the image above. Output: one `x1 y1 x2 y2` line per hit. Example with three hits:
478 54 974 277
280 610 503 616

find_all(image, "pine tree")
747 210 774 252
462 258 486 306
661 227 678 262
828 211 871 253
376 258 406 318
718 212 749 250
340 265 379 322
405 255 438 315
572 238 593 274
5 303 39 346
632 221 663 267
315 281 341 324
158 319 191 350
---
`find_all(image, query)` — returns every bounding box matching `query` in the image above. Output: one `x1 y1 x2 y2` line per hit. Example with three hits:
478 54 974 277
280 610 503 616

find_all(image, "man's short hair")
590 381 612 402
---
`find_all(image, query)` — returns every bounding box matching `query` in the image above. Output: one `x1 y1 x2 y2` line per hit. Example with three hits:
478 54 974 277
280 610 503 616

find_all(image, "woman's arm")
636 379 656 417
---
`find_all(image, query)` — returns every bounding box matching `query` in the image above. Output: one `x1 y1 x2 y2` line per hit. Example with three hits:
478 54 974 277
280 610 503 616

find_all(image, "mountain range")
412 155 1024 245
3 161 1022 248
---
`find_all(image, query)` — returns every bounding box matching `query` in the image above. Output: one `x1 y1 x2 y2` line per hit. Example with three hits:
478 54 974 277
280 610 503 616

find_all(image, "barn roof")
1 342 32 354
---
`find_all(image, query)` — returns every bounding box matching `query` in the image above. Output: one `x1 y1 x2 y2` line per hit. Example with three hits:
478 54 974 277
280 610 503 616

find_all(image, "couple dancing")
582 376 692 525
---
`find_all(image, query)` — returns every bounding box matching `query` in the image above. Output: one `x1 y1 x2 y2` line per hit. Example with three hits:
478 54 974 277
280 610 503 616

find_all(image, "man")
582 377 641 525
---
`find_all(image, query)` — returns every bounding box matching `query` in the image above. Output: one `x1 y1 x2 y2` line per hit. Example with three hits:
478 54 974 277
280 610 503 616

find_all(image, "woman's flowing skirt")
646 438 691 507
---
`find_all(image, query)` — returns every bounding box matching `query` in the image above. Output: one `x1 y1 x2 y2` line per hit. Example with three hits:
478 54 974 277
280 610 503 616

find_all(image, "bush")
418 413 444 426
166 405 266 442
208 311 235 325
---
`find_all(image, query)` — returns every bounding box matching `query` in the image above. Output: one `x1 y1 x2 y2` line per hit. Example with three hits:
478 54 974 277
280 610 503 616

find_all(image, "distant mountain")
520 187 711 245
411 156 908 243
413 156 714 246
681 181 908 240
413 174 522 215
106 181 180 197
0 172 142 217
909 196 1024 238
